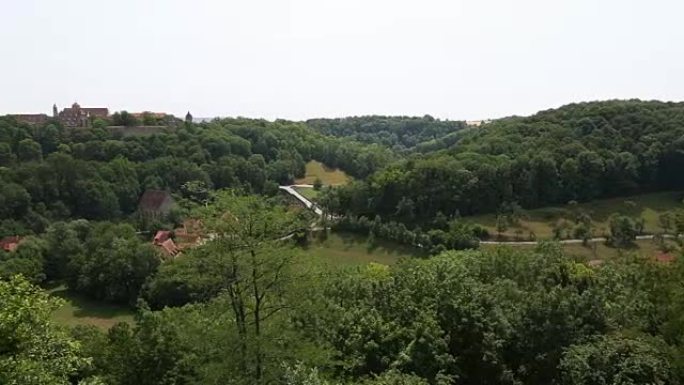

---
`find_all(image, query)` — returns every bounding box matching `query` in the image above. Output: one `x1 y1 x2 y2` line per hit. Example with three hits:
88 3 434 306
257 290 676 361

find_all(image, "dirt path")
480 234 672 246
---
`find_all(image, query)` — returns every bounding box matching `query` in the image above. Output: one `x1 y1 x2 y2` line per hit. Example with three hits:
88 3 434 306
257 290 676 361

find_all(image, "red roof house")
0 236 22 252
153 230 172 245
654 253 676 264
159 239 180 257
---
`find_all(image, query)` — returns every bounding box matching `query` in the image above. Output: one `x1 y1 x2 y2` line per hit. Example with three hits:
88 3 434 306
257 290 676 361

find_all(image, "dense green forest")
306 116 466 152
2 100 684 384
0 116 391 236
323 100 684 223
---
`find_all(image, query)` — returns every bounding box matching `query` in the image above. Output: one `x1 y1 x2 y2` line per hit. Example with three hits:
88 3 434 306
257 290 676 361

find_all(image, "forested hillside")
324 100 684 223
2 100 684 385
0 116 391 236
307 115 466 152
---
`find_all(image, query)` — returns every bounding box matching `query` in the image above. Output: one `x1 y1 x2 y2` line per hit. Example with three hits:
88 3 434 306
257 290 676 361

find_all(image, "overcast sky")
1 0 683 120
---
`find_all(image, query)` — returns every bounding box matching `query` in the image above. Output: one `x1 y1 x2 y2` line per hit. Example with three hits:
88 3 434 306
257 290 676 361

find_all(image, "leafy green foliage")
608 214 639 247
64 222 160 304
312 246 683 385
0 276 89 385
559 334 675 385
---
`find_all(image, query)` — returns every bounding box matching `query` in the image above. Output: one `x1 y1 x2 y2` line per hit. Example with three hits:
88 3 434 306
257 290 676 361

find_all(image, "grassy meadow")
467 191 683 240
303 231 425 267
295 160 351 185
45 231 419 329
49 285 135 329
294 186 320 202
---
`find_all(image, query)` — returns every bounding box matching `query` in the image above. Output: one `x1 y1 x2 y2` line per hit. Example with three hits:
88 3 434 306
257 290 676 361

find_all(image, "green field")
44 232 417 329
303 231 424 267
48 285 135 329
295 160 351 185
468 191 683 240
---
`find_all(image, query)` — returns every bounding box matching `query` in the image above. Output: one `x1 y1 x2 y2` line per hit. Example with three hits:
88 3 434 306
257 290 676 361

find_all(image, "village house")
150 219 204 258
0 236 22 252
138 190 175 219
152 230 180 258
654 252 676 264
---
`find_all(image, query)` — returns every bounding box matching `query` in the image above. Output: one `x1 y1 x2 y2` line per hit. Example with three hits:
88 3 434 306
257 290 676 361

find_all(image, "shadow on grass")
49 286 135 320
308 230 425 257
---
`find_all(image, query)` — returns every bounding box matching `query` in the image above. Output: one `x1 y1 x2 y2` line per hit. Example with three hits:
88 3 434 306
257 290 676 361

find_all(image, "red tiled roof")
159 238 180 257
0 236 22 252
153 230 172 245
655 253 676 264
81 108 109 117
131 112 168 119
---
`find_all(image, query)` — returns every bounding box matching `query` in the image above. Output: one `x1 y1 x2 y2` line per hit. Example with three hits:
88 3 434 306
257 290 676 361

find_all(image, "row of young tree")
332 214 485 254
322 101 684 229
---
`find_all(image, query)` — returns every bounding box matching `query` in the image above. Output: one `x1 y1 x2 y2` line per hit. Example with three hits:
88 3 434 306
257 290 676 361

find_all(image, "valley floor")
466 191 683 241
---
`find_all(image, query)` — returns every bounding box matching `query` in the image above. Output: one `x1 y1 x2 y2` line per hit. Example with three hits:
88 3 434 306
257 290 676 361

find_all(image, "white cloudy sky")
1 0 682 120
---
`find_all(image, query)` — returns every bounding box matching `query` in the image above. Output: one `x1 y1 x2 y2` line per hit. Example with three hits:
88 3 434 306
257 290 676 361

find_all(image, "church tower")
185 111 193 123
53 104 58 118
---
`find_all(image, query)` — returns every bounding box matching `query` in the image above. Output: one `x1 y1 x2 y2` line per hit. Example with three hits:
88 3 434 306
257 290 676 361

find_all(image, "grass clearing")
294 186 320 202
302 231 424 267
48 285 135 330
467 191 683 240
295 160 351 185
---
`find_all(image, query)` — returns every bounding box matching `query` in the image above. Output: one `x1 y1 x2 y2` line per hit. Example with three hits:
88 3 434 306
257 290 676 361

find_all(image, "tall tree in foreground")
0 275 91 385
197 191 317 384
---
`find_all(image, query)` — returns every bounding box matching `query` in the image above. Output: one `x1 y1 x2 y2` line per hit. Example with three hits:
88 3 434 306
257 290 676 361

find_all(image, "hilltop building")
56 102 109 127
465 119 492 127
8 103 189 128
9 102 109 127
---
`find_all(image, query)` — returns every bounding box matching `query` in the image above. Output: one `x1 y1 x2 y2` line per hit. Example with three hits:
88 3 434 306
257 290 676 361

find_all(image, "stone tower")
53 104 58 118
185 111 193 123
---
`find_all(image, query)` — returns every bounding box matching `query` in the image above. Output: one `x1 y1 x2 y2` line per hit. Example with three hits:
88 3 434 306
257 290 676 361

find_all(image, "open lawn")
295 160 351 185
294 186 320 202
467 191 684 241
302 231 424 267
481 238 679 262
48 285 135 330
